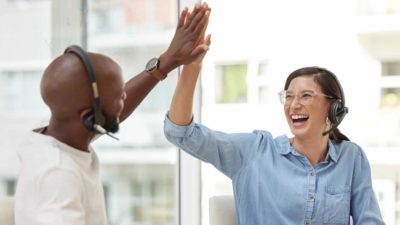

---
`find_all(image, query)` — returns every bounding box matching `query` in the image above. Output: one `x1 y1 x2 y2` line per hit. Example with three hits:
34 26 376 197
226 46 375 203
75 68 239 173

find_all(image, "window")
215 64 248 103
381 88 400 106
382 61 400 76
380 61 400 107
0 71 43 113
88 0 179 224
361 0 400 15
258 86 269 104
128 165 175 225
0 179 16 196
257 60 269 77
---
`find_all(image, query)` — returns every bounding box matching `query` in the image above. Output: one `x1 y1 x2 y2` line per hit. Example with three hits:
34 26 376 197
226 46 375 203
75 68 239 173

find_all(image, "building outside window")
215 63 248 104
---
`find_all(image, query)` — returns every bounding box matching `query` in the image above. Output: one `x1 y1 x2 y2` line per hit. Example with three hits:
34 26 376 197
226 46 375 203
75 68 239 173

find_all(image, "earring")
326 117 331 129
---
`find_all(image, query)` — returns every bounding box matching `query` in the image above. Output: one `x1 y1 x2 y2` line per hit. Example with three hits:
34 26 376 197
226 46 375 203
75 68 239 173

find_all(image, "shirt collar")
326 140 339 162
275 135 339 163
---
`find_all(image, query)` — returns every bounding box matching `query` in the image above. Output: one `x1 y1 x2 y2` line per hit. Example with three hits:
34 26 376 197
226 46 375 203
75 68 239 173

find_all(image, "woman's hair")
284 66 350 143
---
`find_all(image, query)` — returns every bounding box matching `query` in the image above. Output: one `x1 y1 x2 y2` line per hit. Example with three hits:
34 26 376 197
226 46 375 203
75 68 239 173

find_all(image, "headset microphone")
93 124 119 140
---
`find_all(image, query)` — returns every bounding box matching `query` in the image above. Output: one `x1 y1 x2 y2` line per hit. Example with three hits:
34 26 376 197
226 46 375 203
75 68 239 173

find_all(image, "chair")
0 196 15 225
209 195 237 225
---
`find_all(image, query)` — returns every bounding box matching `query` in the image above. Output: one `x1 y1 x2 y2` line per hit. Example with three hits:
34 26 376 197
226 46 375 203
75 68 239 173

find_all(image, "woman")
164 37 385 224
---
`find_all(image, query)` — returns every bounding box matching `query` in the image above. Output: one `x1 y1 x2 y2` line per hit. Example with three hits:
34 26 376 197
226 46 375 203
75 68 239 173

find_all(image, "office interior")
1 0 400 224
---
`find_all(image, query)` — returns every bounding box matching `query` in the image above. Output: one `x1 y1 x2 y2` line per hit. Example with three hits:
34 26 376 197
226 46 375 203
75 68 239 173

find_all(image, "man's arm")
120 3 211 122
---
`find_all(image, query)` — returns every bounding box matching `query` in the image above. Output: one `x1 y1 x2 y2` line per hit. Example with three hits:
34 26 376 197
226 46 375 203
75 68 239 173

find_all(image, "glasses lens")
278 91 286 105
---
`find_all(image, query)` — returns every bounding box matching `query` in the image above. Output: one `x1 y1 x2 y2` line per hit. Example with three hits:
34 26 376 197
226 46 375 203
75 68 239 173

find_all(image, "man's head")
41 47 126 135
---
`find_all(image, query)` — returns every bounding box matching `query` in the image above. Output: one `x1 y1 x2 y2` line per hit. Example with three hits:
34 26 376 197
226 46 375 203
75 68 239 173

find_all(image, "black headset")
317 67 349 136
64 45 118 140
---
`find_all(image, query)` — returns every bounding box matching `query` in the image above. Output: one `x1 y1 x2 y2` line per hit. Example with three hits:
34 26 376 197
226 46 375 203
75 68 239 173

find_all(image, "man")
15 3 211 225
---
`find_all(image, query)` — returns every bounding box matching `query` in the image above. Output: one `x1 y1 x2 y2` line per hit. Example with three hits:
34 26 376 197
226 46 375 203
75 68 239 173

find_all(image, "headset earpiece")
83 111 95 131
318 67 349 136
328 99 344 125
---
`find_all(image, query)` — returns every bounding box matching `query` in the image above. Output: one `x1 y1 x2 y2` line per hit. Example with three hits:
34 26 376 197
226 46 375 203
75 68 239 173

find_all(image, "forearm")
120 70 159 122
119 3 210 123
168 64 201 125
120 51 191 122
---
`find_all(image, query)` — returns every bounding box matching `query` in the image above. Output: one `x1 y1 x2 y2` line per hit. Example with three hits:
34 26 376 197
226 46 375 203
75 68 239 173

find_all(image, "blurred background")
0 0 399 224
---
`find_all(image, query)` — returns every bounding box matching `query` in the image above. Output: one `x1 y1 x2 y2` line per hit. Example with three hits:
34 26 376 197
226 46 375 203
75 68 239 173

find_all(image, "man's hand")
119 3 211 123
159 3 211 73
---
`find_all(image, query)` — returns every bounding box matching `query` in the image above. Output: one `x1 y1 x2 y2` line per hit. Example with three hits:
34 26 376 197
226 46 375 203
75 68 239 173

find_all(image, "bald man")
15 3 210 225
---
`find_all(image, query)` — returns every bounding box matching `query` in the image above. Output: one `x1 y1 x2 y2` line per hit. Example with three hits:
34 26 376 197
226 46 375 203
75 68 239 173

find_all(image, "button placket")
304 168 316 223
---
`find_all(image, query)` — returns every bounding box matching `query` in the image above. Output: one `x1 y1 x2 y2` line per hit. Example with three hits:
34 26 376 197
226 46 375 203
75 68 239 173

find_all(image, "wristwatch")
145 57 166 81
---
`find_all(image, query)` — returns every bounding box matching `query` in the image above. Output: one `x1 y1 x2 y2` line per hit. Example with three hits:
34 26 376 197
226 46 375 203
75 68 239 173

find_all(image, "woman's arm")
351 148 385 225
168 34 211 125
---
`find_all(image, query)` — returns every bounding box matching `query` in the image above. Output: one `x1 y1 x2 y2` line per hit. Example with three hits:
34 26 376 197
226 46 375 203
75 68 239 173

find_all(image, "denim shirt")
164 116 385 225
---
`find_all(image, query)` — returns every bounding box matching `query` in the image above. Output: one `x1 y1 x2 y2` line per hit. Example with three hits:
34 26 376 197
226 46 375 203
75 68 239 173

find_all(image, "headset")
64 45 118 140
318 67 349 136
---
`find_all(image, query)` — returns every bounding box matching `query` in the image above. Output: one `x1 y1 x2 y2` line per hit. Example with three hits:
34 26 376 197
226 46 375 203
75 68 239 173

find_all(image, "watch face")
146 57 159 71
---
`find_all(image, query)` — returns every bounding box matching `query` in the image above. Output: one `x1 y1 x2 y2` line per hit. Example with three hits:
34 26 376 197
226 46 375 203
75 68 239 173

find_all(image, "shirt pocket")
323 185 351 224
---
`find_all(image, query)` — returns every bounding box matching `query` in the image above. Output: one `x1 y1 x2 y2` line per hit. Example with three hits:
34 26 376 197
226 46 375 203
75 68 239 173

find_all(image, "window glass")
0 0 51 194
88 1 178 225
215 64 248 103
381 88 400 106
382 61 400 76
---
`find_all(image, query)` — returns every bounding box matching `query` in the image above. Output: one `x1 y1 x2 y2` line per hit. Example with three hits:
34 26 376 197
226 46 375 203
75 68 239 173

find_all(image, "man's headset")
318 67 349 136
64 45 119 140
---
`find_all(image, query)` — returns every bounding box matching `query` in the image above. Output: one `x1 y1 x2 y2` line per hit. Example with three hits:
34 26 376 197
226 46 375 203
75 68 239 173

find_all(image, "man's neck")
44 118 93 152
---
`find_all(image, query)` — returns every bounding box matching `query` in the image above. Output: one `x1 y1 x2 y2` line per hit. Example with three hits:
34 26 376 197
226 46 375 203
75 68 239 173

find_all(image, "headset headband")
317 67 346 110
64 45 105 127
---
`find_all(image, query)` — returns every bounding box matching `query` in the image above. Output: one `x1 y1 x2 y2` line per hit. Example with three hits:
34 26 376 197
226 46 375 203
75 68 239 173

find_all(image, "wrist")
159 52 179 75
185 63 202 70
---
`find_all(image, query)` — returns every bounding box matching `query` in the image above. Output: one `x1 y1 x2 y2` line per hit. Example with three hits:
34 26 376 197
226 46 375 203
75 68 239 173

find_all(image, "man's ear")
79 108 93 121
80 108 95 131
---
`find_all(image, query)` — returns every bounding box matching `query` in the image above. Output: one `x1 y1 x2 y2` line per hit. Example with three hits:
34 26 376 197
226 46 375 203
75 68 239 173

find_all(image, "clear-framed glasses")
278 90 333 106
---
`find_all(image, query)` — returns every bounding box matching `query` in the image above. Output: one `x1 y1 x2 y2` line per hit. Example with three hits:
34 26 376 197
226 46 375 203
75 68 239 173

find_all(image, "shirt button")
310 171 316 176
305 219 311 225
308 193 315 200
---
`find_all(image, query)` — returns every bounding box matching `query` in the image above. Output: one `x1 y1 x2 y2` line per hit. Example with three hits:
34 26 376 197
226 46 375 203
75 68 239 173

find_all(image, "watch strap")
149 68 166 81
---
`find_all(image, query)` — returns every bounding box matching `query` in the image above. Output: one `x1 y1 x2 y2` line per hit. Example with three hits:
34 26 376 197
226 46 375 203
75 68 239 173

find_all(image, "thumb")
191 44 209 58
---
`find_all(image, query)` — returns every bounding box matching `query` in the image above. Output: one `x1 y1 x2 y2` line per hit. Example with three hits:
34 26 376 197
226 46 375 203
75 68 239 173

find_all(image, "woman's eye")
285 95 293 100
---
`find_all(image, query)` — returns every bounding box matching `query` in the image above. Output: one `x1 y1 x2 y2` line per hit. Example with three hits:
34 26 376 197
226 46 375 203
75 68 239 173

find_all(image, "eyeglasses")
278 90 333 106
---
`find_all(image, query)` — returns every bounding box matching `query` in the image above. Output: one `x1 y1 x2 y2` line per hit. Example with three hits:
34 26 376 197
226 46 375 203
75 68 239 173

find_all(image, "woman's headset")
64 45 118 140
317 67 349 136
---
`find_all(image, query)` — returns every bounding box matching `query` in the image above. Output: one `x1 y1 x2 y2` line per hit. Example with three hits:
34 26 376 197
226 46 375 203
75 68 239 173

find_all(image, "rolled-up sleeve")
164 114 264 178
351 148 386 225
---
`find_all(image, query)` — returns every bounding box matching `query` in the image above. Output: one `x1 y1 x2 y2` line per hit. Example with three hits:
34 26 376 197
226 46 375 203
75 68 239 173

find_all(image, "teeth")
291 115 309 120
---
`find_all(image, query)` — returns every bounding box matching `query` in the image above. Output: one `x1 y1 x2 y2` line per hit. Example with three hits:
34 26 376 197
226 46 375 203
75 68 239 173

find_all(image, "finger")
178 7 189 28
191 45 208 58
183 3 201 29
200 9 210 36
192 9 210 36
205 34 211 46
203 2 209 11
188 7 208 32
